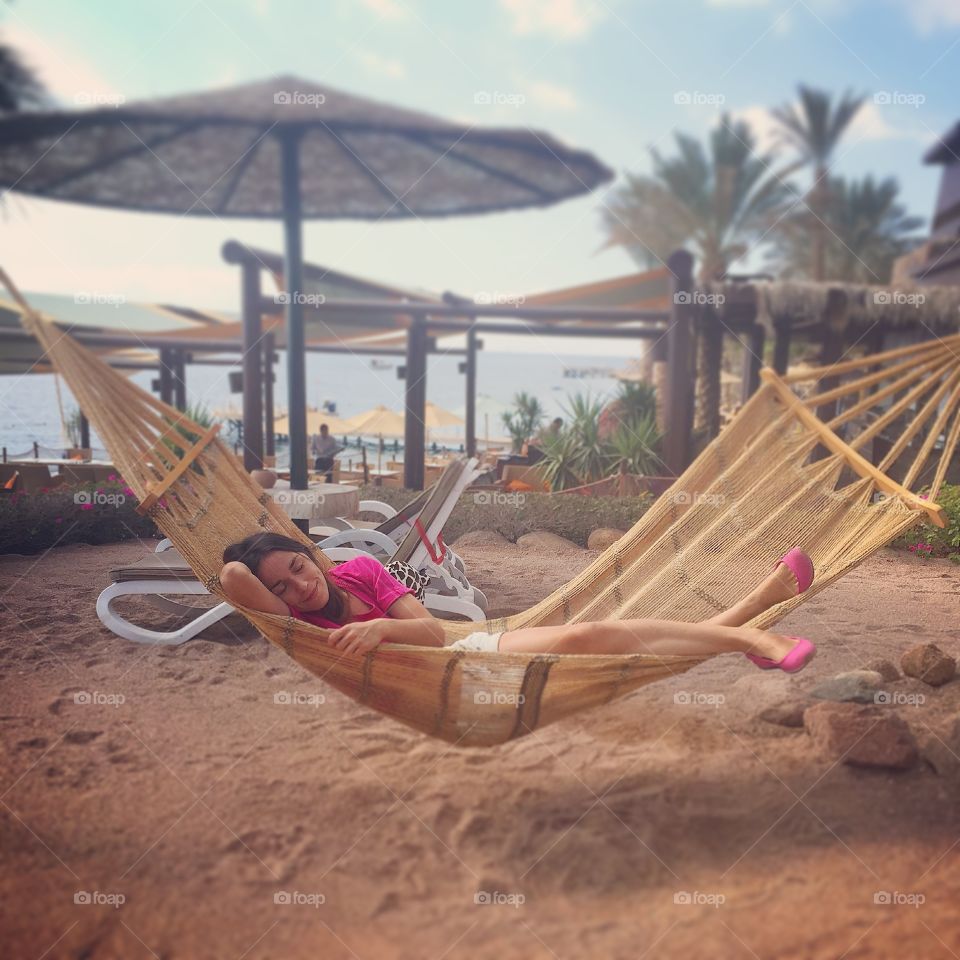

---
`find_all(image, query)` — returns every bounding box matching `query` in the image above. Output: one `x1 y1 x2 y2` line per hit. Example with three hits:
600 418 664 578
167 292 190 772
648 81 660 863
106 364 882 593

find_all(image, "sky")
1 0 959 357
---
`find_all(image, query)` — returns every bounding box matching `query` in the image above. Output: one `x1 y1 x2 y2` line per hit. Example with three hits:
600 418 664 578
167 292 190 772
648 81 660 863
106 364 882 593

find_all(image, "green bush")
893 483 960 563
355 485 652 547
0 475 159 555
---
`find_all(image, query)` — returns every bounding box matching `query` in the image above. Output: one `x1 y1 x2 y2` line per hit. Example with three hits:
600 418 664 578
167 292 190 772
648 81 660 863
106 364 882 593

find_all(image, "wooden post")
240 261 264 472
263 333 276 463
815 289 849 424
740 323 766 403
158 348 174 406
700 305 723 439
772 315 792 375
403 317 428 490
79 413 91 450
172 349 187 411
664 250 695 476
465 326 477 457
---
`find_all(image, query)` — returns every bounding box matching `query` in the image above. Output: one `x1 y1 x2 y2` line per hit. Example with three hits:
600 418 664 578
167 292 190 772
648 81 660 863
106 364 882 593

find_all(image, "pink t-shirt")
287 554 414 630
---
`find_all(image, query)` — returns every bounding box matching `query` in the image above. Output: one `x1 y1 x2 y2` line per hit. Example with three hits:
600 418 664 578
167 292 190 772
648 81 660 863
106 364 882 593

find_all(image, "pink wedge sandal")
746 637 817 673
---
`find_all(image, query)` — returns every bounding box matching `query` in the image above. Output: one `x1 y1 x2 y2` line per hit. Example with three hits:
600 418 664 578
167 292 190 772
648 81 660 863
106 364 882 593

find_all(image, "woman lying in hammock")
220 532 816 673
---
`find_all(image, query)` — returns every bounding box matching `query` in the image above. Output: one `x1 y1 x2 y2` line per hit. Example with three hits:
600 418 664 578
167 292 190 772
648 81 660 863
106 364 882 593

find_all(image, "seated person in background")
310 423 340 482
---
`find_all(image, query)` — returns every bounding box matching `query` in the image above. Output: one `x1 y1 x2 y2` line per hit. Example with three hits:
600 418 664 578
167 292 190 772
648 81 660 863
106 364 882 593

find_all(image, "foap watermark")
74 91 126 108
75 292 126 308
74 490 126 508
874 91 926 108
474 90 525 108
474 690 525 706
473 490 526 507
274 90 326 108
274 292 326 306
873 290 925 307
273 490 322 507
673 90 726 106
474 890 525 907
671 490 725 508
274 691 326 708
874 890 925 908
474 291 526 306
674 291 725 306
74 690 126 708
673 691 725 708
74 890 125 908
674 890 725 908
274 890 325 907
874 690 926 708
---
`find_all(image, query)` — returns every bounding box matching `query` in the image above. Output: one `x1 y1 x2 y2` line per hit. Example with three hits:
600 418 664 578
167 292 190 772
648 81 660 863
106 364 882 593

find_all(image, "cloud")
359 0 409 20
895 0 960 32
499 0 606 39
527 81 579 111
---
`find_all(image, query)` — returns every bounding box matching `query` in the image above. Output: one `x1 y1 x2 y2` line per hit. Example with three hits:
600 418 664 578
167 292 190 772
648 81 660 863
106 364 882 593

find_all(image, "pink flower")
123 487 135 497
80 503 94 511
108 473 117 482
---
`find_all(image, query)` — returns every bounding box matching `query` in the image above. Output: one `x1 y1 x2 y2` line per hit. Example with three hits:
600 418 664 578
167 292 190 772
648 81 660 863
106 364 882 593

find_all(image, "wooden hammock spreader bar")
136 423 221 515
759 369 947 527
779 333 960 384
931 401 960 500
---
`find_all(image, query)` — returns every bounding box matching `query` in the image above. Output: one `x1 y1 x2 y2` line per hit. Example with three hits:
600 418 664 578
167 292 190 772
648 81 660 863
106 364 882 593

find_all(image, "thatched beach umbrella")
0 75 614 494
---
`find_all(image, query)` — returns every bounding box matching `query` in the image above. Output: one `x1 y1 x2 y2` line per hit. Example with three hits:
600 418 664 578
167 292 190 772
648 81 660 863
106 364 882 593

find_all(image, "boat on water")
562 365 616 379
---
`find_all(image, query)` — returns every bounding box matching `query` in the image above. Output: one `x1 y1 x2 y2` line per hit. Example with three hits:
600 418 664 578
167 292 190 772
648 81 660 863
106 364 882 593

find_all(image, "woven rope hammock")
6 268 958 747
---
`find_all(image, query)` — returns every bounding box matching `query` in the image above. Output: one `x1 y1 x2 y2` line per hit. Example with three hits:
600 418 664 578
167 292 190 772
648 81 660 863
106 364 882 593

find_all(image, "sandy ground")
1 534 960 960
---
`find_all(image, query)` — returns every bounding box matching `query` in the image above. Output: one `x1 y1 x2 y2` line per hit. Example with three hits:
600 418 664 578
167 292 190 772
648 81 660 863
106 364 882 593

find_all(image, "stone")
863 658 901 683
756 699 810 728
587 527 628 552
809 670 884 704
919 718 960 780
516 531 583 553
803 701 918 770
900 643 956 687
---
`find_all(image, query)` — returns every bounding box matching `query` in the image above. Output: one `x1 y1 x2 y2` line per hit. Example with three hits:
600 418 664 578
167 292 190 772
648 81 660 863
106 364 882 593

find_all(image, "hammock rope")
4 265 957 746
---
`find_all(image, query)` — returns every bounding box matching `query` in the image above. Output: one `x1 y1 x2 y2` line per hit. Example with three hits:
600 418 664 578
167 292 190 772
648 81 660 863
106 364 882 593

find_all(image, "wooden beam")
403 317 428 490
664 250 695 475
241 260 264 472
136 423 221 516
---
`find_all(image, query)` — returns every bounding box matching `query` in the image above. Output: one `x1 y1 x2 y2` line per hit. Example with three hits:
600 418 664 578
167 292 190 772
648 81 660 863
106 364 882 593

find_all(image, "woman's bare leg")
499 618 798 661
704 563 802 628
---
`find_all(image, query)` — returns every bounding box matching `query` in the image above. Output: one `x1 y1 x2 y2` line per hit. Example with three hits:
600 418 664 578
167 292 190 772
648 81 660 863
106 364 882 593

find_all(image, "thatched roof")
708 279 960 332
0 75 613 219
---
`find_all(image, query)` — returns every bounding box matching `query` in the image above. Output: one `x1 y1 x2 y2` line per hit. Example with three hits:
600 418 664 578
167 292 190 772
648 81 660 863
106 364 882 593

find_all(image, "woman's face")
256 550 330 611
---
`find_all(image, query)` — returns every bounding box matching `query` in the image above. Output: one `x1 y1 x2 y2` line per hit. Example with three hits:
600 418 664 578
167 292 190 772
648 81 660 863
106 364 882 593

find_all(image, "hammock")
6 269 958 747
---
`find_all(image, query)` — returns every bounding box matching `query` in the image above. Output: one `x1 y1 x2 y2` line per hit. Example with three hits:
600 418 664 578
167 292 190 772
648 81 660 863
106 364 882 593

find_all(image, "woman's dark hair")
223 532 347 622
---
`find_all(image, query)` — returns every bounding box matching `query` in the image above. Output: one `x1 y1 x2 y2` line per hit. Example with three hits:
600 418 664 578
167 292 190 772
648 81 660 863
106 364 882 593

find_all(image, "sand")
1 535 959 960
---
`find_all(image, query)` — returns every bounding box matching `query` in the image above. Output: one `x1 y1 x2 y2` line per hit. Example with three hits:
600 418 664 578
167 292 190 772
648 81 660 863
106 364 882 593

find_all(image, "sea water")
0 350 636 465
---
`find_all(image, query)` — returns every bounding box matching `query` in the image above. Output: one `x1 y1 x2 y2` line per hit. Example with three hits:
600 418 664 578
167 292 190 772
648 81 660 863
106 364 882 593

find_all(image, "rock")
919 718 960 780
863 658 900 683
803 702 918 770
516 531 583 553
809 670 884 704
757 699 810 728
900 643 956 687
451 530 515 550
587 527 627 552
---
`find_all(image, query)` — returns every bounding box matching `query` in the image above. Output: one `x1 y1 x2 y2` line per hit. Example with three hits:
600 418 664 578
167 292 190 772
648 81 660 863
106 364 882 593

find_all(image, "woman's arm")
220 561 290 617
327 594 446 654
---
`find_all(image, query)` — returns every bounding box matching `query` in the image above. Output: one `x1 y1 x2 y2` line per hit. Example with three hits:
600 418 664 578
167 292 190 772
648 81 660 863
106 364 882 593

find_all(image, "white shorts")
448 630 503 653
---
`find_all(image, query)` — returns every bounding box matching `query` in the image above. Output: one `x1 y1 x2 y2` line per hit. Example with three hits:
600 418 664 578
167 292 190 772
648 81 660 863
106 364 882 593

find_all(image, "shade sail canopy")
0 75 614 219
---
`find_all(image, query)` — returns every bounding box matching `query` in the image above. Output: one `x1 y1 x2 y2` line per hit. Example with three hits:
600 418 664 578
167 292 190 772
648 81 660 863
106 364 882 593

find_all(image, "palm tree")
601 114 795 282
602 116 796 435
770 174 923 284
0 37 47 112
770 86 865 281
